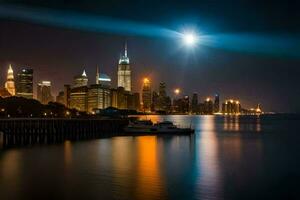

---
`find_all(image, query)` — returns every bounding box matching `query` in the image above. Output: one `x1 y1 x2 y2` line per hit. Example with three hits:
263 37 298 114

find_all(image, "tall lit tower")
5 64 16 95
142 78 151 112
37 81 53 104
96 66 100 84
74 69 88 88
117 42 131 92
16 68 33 99
214 93 220 113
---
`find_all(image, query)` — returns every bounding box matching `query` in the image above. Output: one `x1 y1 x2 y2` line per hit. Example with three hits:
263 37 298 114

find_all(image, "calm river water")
0 115 300 200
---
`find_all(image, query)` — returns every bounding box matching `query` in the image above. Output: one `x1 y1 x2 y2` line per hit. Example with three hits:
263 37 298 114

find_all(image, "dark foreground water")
0 115 300 200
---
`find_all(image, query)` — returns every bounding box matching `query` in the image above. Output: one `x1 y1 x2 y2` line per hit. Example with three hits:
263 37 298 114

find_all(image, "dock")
0 118 128 148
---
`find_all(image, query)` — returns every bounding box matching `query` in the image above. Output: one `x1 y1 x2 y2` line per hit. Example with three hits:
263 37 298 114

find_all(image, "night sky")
0 0 299 112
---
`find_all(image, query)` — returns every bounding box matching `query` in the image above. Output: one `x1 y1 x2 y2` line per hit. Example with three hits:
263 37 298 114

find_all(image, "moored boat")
124 120 194 134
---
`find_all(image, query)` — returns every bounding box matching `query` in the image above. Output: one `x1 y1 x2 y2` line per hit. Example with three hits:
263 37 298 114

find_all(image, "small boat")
124 120 194 134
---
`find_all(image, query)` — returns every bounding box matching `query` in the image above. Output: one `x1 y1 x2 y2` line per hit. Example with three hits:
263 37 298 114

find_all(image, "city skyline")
0 1 299 112
0 61 262 114
0 2 299 200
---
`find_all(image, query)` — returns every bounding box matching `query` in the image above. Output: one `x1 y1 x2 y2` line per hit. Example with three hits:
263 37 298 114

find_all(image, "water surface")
0 115 300 200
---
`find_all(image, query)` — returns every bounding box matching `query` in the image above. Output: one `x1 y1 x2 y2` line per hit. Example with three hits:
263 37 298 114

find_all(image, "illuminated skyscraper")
87 84 111 113
16 68 33 99
70 86 88 112
70 71 88 112
204 98 214 114
56 91 64 105
111 87 127 109
157 82 171 112
214 93 220 113
96 66 100 84
5 64 15 96
74 69 88 88
191 93 198 113
142 78 151 112
222 99 241 114
37 81 53 104
117 42 131 92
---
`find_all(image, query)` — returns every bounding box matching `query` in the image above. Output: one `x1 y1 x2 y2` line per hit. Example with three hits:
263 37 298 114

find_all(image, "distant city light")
143 78 150 84
174 88 180 95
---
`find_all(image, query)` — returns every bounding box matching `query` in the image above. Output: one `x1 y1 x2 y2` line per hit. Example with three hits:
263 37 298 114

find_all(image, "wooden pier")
0 118 128 148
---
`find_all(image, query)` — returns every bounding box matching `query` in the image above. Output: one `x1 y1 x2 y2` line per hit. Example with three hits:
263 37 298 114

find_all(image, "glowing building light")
143 78 150 84
174 88 180 95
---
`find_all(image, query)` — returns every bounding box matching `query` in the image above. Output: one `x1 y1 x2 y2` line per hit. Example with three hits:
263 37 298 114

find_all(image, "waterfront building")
152 91 159 111
70 86 88 112
5 64 15 96
214 93 220 113
16 68 33 99
222 99 241 114
74 70 88 88
191 93 198 114
173 95 189 114
110 88 118 108
246 104 263 115
117 42 131 92
182 95 190 113
87 84 111 113
126 92 140 110
56 91 64 105
110 87 139 110
156 82 171 112
111 87 127 109
204 98 214 114
37 81 53 104
132 92 140 111
70 70 89 112
198 103 205 114
142 78 151 112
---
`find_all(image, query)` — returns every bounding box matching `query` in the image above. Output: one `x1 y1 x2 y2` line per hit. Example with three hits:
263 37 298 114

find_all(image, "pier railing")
0 118 128 147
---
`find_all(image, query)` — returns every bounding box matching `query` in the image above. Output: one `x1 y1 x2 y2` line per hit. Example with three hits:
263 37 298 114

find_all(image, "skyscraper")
222 99 241 114
16 68 33 99
74 69 88 88
70 70 89 112
56 91 64 105
157 82 171 112
70 86 88 112
204 98 214 114
117 42 131 92
96 66 100 84
191 93 198 114
142 78 151 112
37 81 53 104
111 87 127 109
5 64 15 96
87 84 111 113
214 93 220 113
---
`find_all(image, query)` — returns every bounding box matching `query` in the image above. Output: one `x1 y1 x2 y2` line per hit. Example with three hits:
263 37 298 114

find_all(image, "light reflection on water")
196 116 222 199
0 115 300 200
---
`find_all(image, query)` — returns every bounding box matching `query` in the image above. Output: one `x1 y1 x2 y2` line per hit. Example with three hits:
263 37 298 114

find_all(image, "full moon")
183 32 198 46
